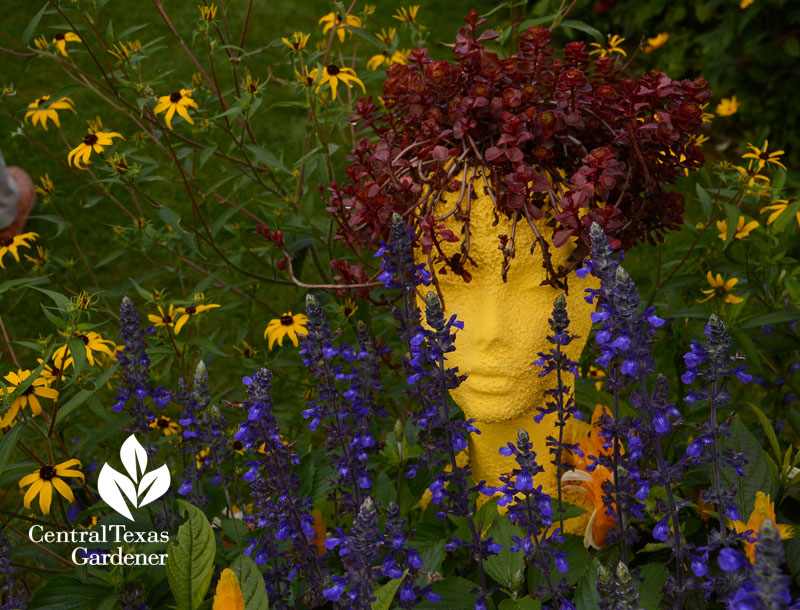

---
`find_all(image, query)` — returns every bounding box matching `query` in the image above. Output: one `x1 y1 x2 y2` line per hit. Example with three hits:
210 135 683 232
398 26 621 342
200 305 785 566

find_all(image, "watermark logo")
98 434 171 521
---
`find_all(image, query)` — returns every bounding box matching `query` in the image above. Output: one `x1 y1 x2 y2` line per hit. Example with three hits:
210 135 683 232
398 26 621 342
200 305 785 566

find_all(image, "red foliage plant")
325 10 710 289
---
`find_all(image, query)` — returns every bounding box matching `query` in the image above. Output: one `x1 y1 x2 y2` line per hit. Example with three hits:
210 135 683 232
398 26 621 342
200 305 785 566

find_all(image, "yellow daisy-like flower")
644 32 669 53
699 103 714 124
0 232 38 269
316 64 365 101
24 95 76 130
232 340 257 359
19 459 83 515
24 245 48 269
367 49 411 71
231 437 245 455
689 134 710 147
154 89 199 130
318 12 362 43
740 0 755 8
212 568 245 610
197 3 218 20
363 4 376 16
716 96 739 117
148 304 179 329
0 369 58 427
742 140 787 171
376 27 397 45
728 492 797 563
589 34 627 58
38 352 74 384
33 35 48 50
281 31 310 52
760 199 800 230
196 447 210 469
586 365 606 391
698 271 744 304
52 32 81 57
173 303 221 335
35 174 55 196
108 39 142 63
67 129 124 170
53 331 117 367
150 415 180 436
264 312 308 349
716 217 759 241
393 6 420 23
242 75 260 95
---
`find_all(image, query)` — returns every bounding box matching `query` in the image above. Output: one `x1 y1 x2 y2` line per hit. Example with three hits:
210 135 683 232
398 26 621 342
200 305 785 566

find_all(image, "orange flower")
562 405 618 549
728 492 796 563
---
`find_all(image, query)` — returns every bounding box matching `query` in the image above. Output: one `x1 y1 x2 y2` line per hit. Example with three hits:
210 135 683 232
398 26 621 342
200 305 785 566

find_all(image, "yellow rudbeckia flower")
53 331 117 367
742 140 787 171
698 272 744 304
67 130 124 169
150 415 180 436
19 459 84 515
281 32 310 52
315 64 365 101
589 34 627 58
264 312 308 349
644 32 669 53
0 232 38 269
393 6 420 23
716 217 759 240
0 369 58 427
318 12 362 43
760 199 800 230
716 96 739 117
154 89 199 130
52 32 81 57
173 303 221 335
148 304 179 329
24 95 76 130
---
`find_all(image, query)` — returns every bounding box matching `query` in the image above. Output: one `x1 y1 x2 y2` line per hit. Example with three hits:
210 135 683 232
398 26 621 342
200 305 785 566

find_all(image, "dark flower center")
77 333 89 345
1 237 12 247
54 33 65 41
232 440 243 451
83 134 98 146
185 306 197 315
326 64 340 76
22 385 35 396
280 315 294 326
157 418 169 428
170 92 182 103
715 287 726 296
36 98 47 107
39 465 56 481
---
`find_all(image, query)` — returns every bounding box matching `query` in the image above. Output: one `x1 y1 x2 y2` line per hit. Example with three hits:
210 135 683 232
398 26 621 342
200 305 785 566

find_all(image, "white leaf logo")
97 434 171 521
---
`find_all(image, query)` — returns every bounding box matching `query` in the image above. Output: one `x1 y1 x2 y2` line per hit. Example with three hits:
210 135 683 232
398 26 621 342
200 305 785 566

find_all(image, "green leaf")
23 2 49 45
371 572 406 610
189 336 228 358
67 337 87 382
739 311 800 329
499 598 542 610
0 426 23 474
638 562 667 610
229 554 269 609
32 286 71 313
27 576 110 609
56 364 118 425
166 500 216 610
413 578 483 609
485 515 525 588
695 183 712 220
244 144 290 174
773 199 800 233
575 557 601 610
157 206 201 257
719 416 780 517
559 20 604 42
0 276 48 296
748 402 782 464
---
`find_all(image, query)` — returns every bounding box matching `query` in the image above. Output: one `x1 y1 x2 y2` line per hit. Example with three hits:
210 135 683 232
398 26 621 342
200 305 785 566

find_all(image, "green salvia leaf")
166 500 216 610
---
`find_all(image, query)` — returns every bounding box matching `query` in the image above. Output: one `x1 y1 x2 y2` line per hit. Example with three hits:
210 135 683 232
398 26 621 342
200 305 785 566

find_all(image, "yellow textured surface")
416 170 598 531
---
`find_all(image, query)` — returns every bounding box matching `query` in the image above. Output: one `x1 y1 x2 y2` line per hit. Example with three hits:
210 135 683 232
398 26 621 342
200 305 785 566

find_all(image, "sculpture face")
423 177 596 426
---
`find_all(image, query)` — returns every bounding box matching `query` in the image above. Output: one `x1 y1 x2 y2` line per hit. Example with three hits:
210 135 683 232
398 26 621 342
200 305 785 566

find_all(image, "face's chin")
448 367 537 423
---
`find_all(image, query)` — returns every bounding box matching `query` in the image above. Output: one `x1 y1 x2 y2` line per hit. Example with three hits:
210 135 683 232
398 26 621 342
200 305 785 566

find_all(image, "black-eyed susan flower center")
715 287 726 297
170 92 182 103
22 385 35 396
39 465 56 481
36 97 47 107
83 134 98 146
157 418 169 429
185 306 197 315
232 440 244 451
76 333 90 345
0 237 12 247
326 64 340 76
280 315 294 326
54 33 65 41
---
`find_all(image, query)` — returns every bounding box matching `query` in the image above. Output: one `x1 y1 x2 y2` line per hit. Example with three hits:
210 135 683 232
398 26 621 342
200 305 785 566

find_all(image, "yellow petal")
52 477 75 504
39 481 53 515
23 479 44 510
